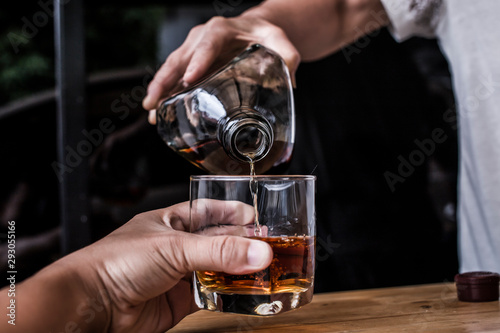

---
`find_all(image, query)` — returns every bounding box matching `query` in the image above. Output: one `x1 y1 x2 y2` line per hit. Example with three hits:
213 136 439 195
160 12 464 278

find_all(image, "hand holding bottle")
142 0 389 121
142 14 301 121
155 44 295 175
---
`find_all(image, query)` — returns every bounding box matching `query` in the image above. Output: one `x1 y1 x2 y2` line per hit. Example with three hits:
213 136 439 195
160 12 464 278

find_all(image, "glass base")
193 278 314 316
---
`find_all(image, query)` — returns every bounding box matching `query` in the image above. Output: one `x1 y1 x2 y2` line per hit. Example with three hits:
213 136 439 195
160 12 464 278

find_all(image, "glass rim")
190 175 316 181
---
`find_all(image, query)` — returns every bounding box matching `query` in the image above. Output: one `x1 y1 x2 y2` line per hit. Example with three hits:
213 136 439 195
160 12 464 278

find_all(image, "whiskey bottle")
156 44 295 175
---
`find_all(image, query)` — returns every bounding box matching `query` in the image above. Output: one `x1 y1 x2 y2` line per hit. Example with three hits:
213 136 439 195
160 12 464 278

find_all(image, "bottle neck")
219 110 274 163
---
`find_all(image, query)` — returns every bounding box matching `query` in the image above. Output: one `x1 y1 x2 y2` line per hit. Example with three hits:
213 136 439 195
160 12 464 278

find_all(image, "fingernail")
143 95 151 107
148 109 157 125
183 66 195 82
247 241 271 268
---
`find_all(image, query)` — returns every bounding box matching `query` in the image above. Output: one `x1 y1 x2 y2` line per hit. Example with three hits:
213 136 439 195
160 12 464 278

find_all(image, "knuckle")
165 50 183 69
214 236 236 267
271 24 286 36
205 16 231 37
188 24 203 36
289 50 301 66
167 48 182 61
259 22 286 39
206 16 227 28
161 235 190 270
153 66 169 82
197 39 217 51
154 55 183 81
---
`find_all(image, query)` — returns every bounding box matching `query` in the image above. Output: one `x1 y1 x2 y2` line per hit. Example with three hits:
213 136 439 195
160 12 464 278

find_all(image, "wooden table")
168 283 500 332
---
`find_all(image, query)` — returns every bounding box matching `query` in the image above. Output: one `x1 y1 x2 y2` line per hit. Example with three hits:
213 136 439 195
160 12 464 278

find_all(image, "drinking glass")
190 175 316 316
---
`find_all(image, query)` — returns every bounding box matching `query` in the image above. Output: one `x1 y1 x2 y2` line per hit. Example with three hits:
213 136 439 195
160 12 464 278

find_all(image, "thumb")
280 47 300 89
182 234 273 275
261 32 300 89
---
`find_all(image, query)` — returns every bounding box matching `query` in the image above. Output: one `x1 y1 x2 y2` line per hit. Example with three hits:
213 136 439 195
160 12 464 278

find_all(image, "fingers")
180 233 273 275
259 26 301 88
160 202 191 231
142 52 188 111
162 200 255 233
148 109 156 125
190 199 255 232
142 15 300 114
149 203 272 275
183 38 222 84
86 204 272 315
142 20 228 111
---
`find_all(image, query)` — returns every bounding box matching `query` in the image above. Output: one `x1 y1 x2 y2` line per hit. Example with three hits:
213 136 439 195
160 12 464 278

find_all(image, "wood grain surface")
168 283 500 332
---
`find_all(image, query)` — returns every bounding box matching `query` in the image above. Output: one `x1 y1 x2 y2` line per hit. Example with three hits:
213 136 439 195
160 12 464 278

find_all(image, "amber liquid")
197 236 315 295
248 158 262 236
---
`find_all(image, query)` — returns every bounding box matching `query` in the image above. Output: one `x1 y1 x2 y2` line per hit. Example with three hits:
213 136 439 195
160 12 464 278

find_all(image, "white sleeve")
380 0 443 41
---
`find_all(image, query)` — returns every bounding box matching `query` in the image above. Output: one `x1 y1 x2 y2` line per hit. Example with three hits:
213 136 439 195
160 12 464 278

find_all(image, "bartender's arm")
0 202 272 333
143 0 389 113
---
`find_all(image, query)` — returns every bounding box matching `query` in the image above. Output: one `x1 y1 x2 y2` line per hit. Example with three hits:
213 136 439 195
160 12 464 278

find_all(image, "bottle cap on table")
455 271 500 302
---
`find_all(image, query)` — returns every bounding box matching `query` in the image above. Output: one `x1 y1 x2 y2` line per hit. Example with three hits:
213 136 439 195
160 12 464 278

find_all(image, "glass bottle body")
157 44 295 175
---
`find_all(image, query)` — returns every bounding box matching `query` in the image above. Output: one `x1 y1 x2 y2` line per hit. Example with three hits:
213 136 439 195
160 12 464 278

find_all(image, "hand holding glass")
190 175 316 315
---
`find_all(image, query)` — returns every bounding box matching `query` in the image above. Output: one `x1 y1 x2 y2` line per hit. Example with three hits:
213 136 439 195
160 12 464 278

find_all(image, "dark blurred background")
0 1 458 292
